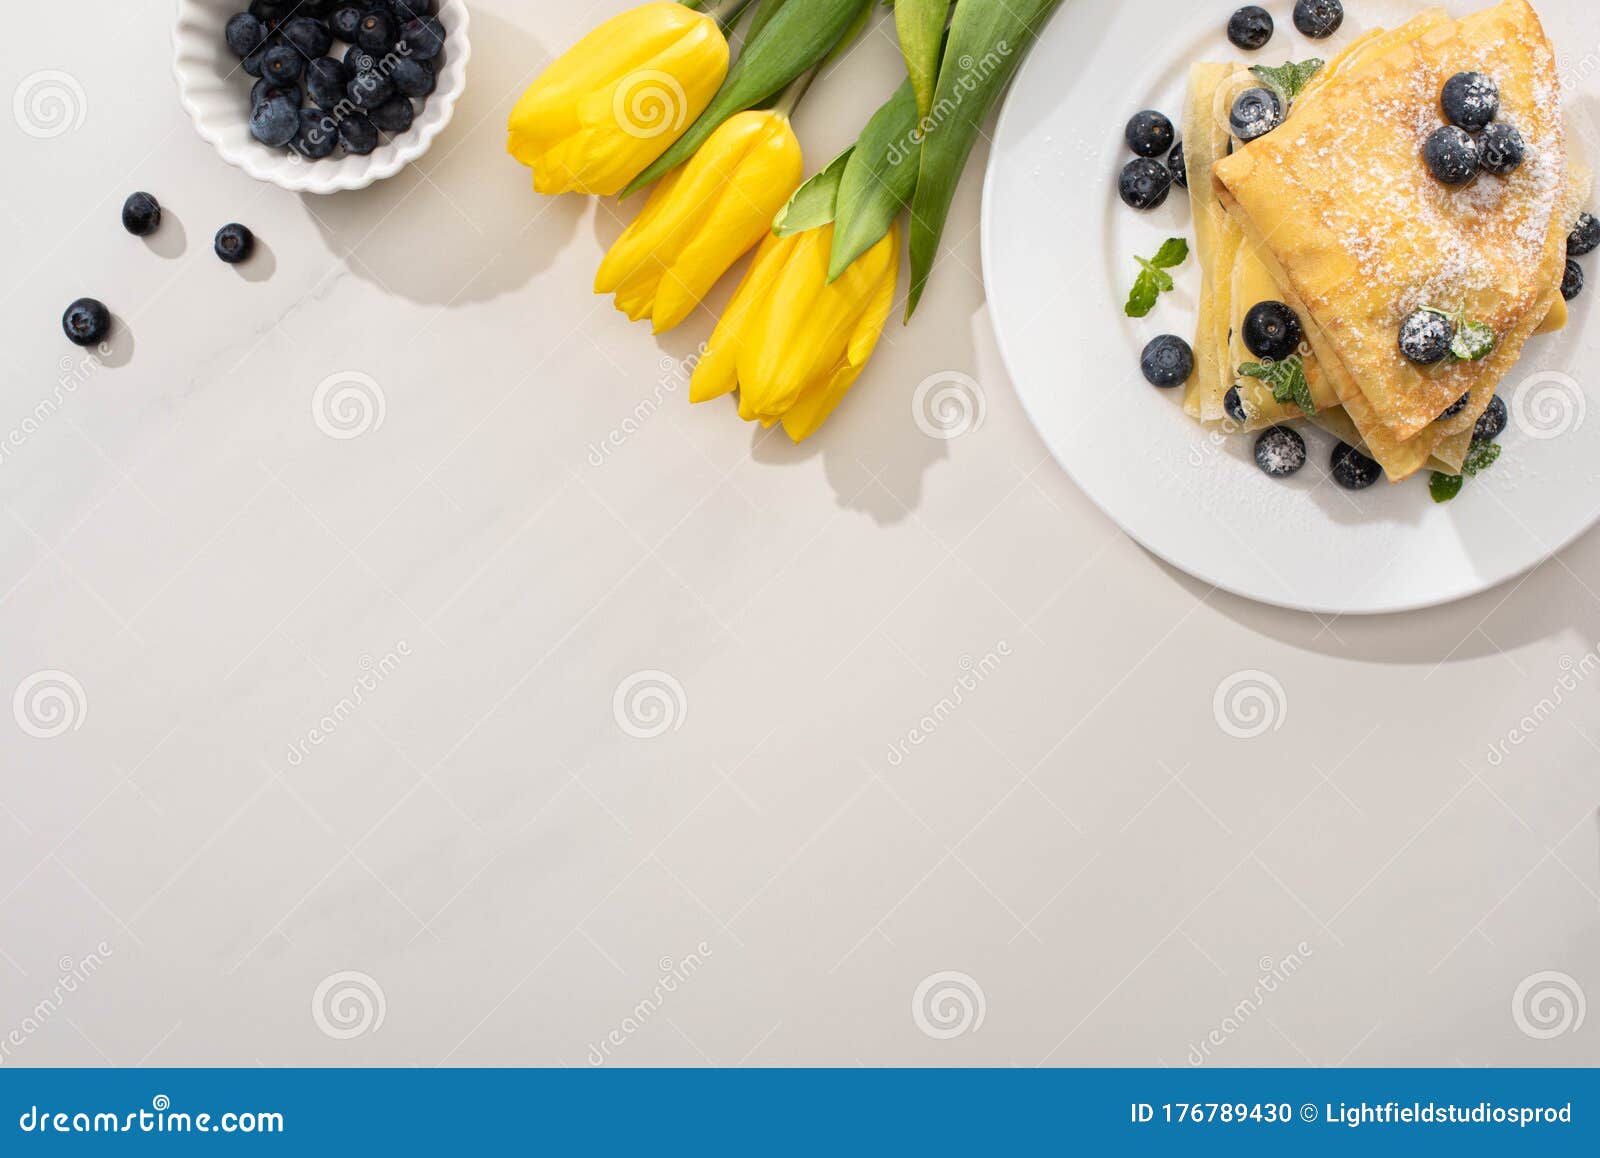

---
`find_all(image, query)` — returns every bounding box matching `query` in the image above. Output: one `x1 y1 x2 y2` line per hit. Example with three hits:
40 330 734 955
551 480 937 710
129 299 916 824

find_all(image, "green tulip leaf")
907 0 1065 318
829 78 920 279
895 0 949 122
773 148 854 236
622 0 874 198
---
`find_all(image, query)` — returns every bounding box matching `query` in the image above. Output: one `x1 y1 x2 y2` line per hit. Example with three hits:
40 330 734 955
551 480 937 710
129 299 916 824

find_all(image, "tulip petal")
690 230 799 404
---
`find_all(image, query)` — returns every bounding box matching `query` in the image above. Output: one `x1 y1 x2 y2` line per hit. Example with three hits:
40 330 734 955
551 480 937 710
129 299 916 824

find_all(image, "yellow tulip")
507 2 728 196
691 221 899 443
595 110 804 334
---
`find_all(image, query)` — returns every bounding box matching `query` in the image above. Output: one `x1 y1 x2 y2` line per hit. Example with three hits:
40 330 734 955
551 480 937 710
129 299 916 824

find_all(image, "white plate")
982 0 1600 614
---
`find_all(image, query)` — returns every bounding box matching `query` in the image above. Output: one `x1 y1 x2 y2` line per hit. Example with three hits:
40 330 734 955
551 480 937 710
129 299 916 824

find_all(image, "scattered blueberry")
304 57 350 112
1441 392 1471 419
1423 125 1479 185
1398 309 1454 365
121 192 161 237
348 70 396 110
356 10 395 53
1141 335 1194 387
1441 71 1499 132
1125 110 1175 159
260 42 305 86
1242 301 1303 361
1167 140 1186 189
1224 386 1249 424
1230 87 1283 143
225 12 267 58
282 16 333 58
214 223 256 265
369 96 415 134
62 298 111 347
1474 395 1507 441
292 109 339 159
1227 6 1274 51
1570 212 1600 257
1330 442 1381 489
330 4 365 40
1478 122 1524 176
1562 258 1584 301
1118 158 1172 211
250 91 300 147
390 57 436 99
400 17 446 60
1254 426 1307 477
1293 0 1343 38
337 112 380 155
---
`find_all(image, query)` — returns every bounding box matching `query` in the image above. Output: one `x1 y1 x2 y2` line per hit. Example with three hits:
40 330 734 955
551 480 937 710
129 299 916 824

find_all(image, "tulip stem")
773 62 823 119
693 0 757 32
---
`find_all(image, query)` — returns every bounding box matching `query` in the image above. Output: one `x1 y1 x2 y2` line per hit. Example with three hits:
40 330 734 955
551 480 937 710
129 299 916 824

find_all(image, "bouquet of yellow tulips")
508 0 1064 443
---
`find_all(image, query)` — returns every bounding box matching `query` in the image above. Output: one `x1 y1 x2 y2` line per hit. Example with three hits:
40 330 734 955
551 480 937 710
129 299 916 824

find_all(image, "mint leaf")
1250 59 1325 104
1125 238 1188 318
1451 320 1496 362
1239 355 1314 417
1430 472 1464 503
1463 438 1502 476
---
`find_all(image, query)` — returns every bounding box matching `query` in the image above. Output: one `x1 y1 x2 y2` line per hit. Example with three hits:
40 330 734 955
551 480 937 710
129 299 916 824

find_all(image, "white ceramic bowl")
173 0 471 194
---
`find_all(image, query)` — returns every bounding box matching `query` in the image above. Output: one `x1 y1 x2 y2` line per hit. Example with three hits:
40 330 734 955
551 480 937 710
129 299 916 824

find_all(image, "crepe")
1212 0 1569 474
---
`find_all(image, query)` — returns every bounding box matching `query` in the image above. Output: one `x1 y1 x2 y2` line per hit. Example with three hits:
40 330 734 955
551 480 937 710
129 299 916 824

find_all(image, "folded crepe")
1210 0 1572 480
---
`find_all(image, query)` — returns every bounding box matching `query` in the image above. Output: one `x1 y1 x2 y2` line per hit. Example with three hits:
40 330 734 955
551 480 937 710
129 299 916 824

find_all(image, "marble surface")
1 0 1597 1068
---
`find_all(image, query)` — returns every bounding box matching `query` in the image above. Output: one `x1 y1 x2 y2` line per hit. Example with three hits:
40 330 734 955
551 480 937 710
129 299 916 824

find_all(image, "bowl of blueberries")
174 0 470 193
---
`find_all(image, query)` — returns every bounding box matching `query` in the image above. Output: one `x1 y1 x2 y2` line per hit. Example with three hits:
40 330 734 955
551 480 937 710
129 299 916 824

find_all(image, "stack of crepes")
1184 0 1589 482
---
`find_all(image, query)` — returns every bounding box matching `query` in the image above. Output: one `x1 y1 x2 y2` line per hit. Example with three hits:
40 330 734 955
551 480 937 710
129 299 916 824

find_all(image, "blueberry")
337 112 380 155
1255 426 1307 477
1242 301 1302 361
388 0 436 18
1562 258 1584 301
1224 386 1249 424
1227 6 1274 50
1570 212 1600 257
1167 141 1186 189
260 42 304 86
1117 158 1171 211
282 16 333 58
1293 0 1343 37
1441 392 1471 419
62 298 111 347
1423 125 1478 185
390 56 435 99
356 10 394 53
369 96 414 134
250 76 294 108
121 192 161 237
225 12 266 58
1441 72 1499 132
1230 87 1283 143
1330 442 1381 489
348 70 395 110
1140 335 1194 387
1478 122 1524 176
399 16 446 61
249 91 300 146
1125 110 1175 159
249 0 291 20
242 35 277 78
330 5 365 41
344 45 378 74
1397 309 1453 365
304 56 350 111
1475 395 1508 441
292 108 339 158
214 223 256 264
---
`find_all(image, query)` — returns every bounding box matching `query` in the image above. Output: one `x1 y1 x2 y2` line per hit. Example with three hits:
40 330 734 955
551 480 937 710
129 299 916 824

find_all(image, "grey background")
0 0 1596 1067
